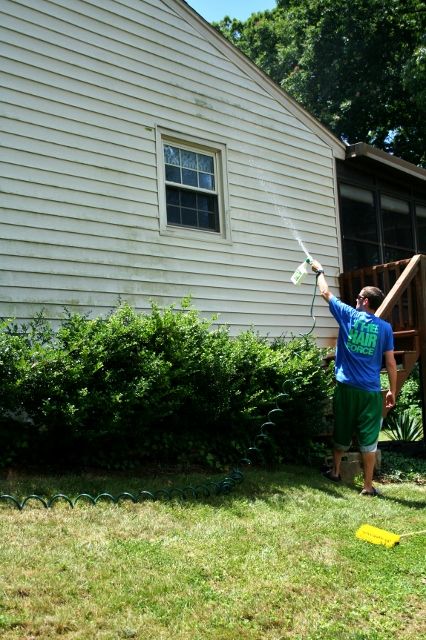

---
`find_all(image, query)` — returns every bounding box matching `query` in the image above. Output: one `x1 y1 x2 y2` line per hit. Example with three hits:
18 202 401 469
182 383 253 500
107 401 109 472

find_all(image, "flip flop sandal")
359 488 381 497
322 469 341 483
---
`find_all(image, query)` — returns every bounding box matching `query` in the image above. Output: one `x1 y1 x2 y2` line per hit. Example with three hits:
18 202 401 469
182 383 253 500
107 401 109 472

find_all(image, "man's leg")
358 391 382 494
327 383 353 481
361 451 376 493
332 448 345 478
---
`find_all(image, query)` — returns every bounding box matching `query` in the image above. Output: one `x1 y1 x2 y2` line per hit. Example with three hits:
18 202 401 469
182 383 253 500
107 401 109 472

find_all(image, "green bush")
382 364 423 440
395 364 422 419
383 409 423 442
0 302 331 470
380 450 426 483
0 318 33 465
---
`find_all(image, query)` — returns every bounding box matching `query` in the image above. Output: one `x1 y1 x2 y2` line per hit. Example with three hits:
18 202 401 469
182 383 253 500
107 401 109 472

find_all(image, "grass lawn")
0 466 425 640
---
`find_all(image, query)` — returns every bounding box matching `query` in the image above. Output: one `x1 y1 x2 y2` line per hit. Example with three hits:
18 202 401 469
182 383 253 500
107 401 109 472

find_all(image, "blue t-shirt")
329 296 394 392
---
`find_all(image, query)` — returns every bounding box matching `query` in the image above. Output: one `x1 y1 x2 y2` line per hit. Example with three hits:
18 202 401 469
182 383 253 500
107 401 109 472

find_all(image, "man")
311 259 397 496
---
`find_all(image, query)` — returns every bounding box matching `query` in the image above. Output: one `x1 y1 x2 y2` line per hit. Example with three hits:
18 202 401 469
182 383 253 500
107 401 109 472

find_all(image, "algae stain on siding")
194 97 211 108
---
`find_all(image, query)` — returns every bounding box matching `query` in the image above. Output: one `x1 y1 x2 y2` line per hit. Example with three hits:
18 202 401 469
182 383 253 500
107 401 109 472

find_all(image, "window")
163 141 220 233
339 183 379 271
343 239 380 271
336 160 426 272
416 204 426 252
381 194 414 260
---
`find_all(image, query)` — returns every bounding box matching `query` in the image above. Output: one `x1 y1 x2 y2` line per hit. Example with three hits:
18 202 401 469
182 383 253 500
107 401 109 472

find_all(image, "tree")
214 1 426 167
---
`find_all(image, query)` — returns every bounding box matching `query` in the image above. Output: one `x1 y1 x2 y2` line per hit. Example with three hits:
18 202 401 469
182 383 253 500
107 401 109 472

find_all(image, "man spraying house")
310 258 397 496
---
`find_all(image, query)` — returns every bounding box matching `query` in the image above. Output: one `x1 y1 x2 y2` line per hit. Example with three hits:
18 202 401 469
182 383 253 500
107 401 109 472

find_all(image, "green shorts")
333 382 382 453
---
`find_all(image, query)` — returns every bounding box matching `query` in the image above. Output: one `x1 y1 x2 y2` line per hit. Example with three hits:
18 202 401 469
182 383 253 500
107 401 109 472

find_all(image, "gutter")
346 143 426 184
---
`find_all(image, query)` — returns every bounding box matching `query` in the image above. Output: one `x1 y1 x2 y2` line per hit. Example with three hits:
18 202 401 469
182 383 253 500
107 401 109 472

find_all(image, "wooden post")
417 256 426 443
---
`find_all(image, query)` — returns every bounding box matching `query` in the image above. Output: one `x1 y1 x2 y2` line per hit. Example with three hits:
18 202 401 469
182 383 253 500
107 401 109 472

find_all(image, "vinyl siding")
0 0 342 342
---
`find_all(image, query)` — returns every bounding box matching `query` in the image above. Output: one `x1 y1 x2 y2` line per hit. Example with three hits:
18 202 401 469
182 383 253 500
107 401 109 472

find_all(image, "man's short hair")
361 286 385 311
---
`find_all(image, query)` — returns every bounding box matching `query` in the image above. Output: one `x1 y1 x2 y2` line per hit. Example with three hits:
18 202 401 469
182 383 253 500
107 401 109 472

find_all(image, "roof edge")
163 0 346 159
346 143 426 183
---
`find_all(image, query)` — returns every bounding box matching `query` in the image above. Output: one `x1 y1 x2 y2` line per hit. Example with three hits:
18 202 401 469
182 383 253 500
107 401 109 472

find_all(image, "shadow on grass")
0 463 338 507
1 463 424 510
375 492 426 510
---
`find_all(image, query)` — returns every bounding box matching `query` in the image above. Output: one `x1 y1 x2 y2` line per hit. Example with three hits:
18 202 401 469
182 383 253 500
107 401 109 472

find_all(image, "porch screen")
416 204 426 252
381 195 413 263
339 183 379 271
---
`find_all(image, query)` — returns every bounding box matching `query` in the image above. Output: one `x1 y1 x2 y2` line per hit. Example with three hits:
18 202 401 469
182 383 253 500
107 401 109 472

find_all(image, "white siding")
0 0 342 342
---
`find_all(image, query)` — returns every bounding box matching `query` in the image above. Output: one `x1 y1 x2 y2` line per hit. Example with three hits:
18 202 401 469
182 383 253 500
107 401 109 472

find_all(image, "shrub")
0 319 32 465
382 364 423 423
396 364 422 414
383 410 423 442
262 336 333 463
382 364 424 442
380 450 426 483
0 303 331 470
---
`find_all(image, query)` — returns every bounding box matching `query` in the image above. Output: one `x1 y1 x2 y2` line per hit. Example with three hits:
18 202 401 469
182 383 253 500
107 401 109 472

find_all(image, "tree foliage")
214 0 426 166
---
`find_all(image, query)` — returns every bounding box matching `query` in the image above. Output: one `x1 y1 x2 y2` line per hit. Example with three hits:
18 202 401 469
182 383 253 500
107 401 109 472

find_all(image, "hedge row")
0 301 332 470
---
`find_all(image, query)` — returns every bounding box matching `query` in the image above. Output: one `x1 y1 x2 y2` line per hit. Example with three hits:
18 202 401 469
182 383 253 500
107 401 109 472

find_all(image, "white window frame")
156 128 231 243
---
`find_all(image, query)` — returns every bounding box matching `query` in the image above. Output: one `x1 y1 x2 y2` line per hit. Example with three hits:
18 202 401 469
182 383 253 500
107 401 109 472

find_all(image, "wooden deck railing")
338 255 423 332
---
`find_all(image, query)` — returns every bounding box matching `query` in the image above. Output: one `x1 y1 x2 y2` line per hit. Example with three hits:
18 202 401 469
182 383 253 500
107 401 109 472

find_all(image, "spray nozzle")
291 256 313 286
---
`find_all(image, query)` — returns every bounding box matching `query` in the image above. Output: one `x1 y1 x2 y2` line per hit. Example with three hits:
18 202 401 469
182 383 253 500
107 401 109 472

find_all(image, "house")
2 0 425 434
1 2 425 349
0 0 346 345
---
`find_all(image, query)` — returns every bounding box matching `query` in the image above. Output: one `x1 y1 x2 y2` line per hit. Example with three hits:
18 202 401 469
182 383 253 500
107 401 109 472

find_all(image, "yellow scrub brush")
356 524 426 548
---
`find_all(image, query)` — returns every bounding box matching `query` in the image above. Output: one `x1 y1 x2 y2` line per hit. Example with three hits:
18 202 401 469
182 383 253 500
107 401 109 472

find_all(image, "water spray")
249 160 310 256
249 162 315 284
249 162 318 334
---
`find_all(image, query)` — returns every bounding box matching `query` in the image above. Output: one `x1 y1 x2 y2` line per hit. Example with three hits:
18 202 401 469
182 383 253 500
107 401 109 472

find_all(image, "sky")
187 0 277 23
